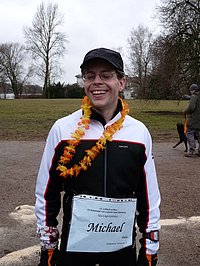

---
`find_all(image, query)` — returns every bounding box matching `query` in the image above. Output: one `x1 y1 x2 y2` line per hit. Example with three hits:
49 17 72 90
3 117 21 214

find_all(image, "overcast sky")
0 0 161 84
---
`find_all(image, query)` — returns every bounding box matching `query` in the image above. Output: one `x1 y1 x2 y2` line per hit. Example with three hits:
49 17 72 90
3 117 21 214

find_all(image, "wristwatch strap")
143 230 159 242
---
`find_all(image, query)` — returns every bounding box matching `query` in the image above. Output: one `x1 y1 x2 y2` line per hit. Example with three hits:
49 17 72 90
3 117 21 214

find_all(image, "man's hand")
38 248 59 266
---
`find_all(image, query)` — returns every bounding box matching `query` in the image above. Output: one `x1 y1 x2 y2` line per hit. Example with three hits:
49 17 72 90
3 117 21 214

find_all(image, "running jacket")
35 103 161 255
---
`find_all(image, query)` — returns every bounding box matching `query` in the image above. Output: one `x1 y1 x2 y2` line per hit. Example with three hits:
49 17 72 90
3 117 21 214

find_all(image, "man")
35 48 161 266
184 83 200 157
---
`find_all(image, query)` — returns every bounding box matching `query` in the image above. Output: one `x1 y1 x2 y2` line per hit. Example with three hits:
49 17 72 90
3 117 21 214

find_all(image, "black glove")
137 250 158 266
38 248 59 266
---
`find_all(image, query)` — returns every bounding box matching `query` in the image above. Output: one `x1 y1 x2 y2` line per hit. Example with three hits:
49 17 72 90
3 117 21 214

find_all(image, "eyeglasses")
82 71 116 82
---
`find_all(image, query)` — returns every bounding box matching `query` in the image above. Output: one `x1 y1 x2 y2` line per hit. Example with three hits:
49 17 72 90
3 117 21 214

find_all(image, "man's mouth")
92 90 107 95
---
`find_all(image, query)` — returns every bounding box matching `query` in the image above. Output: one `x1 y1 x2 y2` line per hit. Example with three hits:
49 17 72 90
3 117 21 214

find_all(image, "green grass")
0 98 188 141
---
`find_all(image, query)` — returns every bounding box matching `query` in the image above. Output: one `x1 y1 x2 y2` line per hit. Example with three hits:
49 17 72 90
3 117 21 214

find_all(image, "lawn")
0 98 188 142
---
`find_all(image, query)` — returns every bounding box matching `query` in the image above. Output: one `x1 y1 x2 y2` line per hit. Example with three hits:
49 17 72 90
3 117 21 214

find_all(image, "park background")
0 0 200 265
0 0 200 101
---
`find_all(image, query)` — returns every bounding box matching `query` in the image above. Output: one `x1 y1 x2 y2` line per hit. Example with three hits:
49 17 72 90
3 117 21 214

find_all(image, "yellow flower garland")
56 96 129 178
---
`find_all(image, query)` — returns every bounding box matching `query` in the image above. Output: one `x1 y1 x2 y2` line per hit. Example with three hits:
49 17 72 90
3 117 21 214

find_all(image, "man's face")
190 90 196 95
83 59 125 114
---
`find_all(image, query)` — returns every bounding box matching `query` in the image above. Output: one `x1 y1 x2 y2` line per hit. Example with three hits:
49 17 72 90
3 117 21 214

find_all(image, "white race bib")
66 194 137 252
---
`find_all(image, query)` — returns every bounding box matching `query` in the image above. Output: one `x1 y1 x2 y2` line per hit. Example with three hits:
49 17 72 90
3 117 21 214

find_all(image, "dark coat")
184 91 200 129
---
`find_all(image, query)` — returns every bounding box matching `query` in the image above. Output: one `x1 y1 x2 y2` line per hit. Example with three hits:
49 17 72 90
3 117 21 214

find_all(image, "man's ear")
118 77 126 92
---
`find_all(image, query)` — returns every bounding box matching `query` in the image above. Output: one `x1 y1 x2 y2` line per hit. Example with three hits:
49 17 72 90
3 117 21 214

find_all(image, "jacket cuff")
139 236 159 254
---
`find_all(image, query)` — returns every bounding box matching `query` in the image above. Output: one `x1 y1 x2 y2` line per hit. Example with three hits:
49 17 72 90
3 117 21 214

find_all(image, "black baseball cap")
80 48 124 73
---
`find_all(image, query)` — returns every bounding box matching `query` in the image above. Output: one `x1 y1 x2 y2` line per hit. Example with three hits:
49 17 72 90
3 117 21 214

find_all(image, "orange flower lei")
56 96 129 178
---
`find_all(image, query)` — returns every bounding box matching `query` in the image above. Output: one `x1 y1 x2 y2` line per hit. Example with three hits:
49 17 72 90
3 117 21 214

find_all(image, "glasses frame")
82 71 117 82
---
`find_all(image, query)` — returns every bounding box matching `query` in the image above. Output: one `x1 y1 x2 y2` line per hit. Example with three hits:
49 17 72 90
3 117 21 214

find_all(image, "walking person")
35 47 161 266
184 83 200 157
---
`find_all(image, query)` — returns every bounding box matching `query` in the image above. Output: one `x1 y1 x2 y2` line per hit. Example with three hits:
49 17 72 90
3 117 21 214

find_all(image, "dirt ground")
0 140 200 266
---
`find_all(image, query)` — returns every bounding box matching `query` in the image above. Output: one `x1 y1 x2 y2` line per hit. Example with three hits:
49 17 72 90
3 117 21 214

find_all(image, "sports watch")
143 230 159 242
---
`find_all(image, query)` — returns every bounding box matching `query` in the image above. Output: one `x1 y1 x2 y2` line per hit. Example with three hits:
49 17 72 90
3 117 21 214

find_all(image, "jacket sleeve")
35 121 63 250
136 129 161 255
184 95 197 114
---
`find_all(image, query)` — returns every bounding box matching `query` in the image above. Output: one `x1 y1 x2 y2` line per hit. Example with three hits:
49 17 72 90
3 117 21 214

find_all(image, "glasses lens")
82 71 114 82
100 72 114 81
83 73 95 81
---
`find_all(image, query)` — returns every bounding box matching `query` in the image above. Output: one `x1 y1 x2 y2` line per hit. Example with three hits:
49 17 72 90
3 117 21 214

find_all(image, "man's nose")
93 74 102 82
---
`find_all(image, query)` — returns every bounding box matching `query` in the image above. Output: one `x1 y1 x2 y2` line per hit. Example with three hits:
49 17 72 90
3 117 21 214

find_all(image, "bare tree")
143 0 200 99
24 1 67 98
0 43 33 98
127 25 154 98
149 35 184 99
158 0 200 86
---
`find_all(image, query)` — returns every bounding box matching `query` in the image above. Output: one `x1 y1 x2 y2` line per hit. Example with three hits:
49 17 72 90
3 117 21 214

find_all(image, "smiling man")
35 47 161 266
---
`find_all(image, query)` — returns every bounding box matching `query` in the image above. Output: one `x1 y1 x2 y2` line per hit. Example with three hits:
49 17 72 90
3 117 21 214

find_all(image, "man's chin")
90 96 107 106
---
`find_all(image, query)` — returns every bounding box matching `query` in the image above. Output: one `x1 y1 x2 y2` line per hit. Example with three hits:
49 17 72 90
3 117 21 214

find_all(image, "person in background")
35 47 161 266
184 83 200 157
